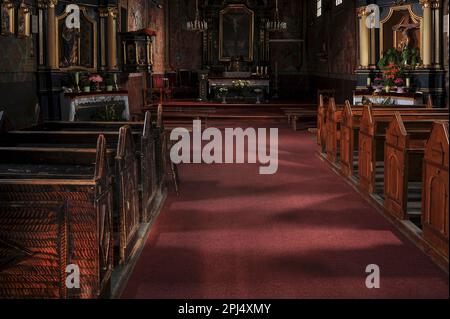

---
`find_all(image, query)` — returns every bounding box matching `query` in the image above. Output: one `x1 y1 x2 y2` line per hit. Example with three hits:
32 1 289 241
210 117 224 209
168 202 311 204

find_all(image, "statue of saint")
61 26 80 67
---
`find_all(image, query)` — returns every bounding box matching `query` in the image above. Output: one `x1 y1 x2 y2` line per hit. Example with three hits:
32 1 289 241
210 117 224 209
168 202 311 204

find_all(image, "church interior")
0 0 449 299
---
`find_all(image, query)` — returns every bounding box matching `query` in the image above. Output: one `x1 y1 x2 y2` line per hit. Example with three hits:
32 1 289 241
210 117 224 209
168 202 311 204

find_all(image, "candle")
367 77 371 86
406 77 410 88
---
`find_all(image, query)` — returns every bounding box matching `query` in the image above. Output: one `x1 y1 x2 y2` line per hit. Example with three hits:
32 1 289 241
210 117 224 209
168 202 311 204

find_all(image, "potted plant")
80 77 91 93
218 87 229 104
373 76 383 93
89 74 103 92
104 75 114 92
394 78 405 93
382 63 404 93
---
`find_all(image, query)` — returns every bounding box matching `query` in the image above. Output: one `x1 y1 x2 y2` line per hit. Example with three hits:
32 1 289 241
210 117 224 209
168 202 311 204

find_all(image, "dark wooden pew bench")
23 112 162 223
384 114 448 223
0 127 142 266
341 103 449 181
0 136 114 299
358 107 448 196
421 121 449 259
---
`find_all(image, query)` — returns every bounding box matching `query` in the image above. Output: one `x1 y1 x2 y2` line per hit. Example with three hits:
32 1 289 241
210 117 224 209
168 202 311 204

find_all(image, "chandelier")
187 0 208 32
266 0 287 32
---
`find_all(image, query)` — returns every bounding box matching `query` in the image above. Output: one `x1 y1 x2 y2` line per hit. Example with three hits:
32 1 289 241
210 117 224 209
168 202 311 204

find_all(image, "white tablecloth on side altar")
61 93 131 121
353 94 423 106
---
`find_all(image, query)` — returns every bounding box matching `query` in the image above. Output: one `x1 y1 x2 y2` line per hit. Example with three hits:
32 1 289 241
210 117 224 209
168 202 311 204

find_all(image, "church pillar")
421 0 433 67
433 1 441 68
105 7 119 71
47 0 58 69
358 7 370 68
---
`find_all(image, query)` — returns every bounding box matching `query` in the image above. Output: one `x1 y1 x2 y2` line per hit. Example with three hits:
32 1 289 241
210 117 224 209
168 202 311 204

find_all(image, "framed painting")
0 0 14 36
219 4 254 62
56 7 97 71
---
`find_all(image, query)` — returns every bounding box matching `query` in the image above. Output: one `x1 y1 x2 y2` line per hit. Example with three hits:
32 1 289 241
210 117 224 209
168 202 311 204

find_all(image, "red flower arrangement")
382 63 404 87
88 74 103 83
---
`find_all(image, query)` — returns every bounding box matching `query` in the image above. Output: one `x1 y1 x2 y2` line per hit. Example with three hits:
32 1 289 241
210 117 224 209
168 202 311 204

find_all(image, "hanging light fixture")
187 0 208 32
266 0 287 32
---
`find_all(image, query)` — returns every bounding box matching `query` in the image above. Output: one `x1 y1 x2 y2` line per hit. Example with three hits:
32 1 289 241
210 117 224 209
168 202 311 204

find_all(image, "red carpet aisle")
122 126 448 299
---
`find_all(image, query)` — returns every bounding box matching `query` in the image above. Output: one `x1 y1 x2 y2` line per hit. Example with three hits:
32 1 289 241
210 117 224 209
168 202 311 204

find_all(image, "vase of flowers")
394 78 405 93
373 76 383 93
218 87 229 104
104 75 114 92
80 77 91 92
382 63 405 93
89 74 103 92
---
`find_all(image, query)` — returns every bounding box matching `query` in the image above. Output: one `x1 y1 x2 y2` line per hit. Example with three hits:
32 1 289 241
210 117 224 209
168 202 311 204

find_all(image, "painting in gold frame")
219 4 254 62
1 0 15 36
56 6 97 71
17 2 31 38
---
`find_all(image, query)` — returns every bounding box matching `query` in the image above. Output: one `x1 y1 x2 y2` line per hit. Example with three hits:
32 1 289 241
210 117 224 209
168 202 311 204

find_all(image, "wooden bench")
26 112 162 222
324 99 436 164
422 121 449 259
0 127 142 266
0 136 114 298
358 107 448 195
283 106 317 131
384 114 448 221
340 103 449 179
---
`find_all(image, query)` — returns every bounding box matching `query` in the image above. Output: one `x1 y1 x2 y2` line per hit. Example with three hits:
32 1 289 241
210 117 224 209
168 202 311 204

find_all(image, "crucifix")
392 15 420 51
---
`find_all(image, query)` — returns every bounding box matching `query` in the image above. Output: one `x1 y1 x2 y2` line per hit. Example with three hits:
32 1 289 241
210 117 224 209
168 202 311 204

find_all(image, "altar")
353 90 424 106
61 91 131 121
208 77 270 103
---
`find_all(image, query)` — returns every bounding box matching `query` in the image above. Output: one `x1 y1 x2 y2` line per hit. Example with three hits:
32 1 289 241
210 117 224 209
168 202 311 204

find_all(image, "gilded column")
432 0 441 68
420 0 433 67
102 7 119 71
358 7 370 68
47 0 58 69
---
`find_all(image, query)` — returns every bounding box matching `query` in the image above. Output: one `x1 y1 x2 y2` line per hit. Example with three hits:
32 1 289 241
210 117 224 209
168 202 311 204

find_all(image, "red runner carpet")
122 125 448 299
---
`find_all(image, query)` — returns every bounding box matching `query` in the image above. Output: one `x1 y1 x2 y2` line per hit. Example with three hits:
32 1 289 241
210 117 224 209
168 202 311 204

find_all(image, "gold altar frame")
17 3 31 38
380 4 423 57
0 0 15 36
219 4 254 62
56 7 98 72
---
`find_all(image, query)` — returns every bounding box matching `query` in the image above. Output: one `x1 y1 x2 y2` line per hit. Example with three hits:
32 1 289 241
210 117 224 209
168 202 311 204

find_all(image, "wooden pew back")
422 121 449 259
0 136 114 298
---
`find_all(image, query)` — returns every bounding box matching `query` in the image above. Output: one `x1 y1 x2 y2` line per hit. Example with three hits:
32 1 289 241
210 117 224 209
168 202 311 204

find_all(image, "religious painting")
219 4 254 62
56 7 97 71
17 3 31 38
0 0 14 36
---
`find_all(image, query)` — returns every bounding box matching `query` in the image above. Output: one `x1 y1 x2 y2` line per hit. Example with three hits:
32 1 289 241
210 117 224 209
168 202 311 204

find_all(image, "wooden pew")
282 106 317 131
0 127 141 266
325 100 436 166
422 121 449 259
0 136 114 298
23 112 162 223
358 107 448 195
317 94 334 149
341 103 449 179
384 114 448 221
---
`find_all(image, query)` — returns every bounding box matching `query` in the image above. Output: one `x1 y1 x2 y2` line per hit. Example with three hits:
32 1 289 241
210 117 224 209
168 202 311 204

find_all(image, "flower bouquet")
89 74 103 92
